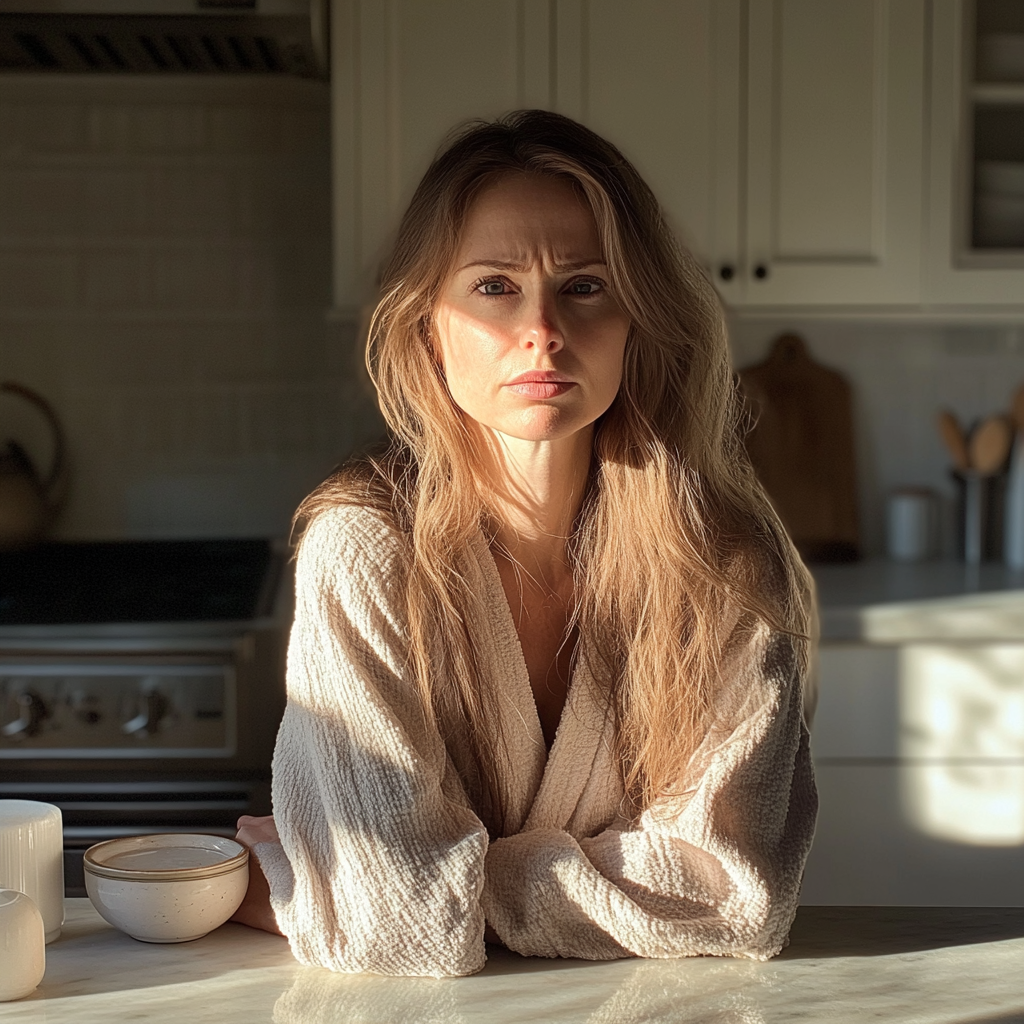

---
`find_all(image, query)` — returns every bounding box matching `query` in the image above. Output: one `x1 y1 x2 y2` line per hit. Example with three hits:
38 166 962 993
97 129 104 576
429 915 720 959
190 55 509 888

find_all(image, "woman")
233 109 817 978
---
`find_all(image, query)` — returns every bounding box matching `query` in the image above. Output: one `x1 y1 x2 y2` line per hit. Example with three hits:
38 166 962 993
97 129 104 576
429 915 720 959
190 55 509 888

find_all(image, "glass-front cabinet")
971 0 1024 252
926 0 1024 306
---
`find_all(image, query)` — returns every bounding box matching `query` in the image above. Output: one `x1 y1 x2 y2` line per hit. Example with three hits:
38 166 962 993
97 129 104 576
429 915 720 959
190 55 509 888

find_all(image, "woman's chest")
491 556 577 750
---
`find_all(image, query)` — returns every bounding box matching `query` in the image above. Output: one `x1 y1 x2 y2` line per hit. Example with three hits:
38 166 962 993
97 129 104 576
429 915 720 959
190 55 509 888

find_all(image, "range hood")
0 1 328 78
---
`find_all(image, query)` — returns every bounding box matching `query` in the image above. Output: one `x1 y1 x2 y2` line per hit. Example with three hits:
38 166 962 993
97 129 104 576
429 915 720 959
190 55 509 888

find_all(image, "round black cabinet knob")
753 264 769 280
718 264 735 282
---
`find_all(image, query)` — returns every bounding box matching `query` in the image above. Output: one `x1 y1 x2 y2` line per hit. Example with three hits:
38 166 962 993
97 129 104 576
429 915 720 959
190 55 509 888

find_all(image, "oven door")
0 629 285 894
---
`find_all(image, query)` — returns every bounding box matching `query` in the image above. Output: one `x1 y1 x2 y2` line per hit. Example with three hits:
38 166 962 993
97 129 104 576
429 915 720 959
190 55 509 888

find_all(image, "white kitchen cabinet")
328 1 951 315
804 763 1024 905
806 641 1024 905
329 0 550 309
923 0 1024 307
329 0 730 312
547 1 743 305
738 0 926 308
560 0 927 306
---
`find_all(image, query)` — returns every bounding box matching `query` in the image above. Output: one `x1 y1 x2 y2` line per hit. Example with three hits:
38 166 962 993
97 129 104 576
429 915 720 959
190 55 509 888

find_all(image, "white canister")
0 801 64 943
886 488 938 562
0 889 45 1001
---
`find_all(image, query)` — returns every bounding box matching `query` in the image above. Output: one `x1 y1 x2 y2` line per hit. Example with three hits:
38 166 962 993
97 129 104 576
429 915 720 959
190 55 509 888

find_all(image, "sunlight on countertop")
2 901 1023 1024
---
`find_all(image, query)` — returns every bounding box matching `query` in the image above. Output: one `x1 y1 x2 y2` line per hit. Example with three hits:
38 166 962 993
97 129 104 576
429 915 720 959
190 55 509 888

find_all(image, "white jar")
0 801 64 943
0 889 45 1001
886 488 938 562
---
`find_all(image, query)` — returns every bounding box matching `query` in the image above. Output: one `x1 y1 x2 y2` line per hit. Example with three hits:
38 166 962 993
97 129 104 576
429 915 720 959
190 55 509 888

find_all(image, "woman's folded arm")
261 508 489 978
481 630 817 962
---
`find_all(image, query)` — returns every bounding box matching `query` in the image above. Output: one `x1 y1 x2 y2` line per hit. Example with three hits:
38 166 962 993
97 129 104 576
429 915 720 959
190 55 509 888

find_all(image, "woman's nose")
519 299 564 353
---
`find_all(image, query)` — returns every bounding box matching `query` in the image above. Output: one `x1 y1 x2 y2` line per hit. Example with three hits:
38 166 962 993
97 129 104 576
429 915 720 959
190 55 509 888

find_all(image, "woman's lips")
507 381 576 398
505 372 577 399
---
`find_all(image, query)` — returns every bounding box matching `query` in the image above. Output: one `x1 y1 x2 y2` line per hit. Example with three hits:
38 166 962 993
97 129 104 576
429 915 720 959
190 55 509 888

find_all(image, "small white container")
0 801 64 944
84 833 248 943
0 889 45 1002
887 488 938 562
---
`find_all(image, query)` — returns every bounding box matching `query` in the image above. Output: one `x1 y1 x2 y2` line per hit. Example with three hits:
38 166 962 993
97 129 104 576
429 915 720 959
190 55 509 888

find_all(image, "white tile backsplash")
730 319 1024 557
0 75 382 541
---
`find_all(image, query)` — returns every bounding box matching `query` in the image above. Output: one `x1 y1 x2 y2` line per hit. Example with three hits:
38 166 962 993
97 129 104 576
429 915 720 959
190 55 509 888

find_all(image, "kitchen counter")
813 559 1024 640
2 900 1023 1023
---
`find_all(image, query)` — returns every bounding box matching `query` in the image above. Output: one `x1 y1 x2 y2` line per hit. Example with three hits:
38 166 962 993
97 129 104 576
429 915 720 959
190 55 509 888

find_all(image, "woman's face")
433 173 630 445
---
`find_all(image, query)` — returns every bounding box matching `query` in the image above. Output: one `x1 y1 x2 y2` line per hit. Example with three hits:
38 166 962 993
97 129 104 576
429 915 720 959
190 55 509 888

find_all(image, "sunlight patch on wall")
900 644 1024 846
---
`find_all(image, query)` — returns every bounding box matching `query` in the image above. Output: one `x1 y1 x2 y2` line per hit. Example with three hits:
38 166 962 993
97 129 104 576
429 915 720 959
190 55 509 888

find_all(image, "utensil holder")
953 471 1005 564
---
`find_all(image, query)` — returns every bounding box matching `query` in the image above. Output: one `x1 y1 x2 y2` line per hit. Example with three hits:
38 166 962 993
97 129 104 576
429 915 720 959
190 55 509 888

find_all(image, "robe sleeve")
256 506 489 978
481 627 818 961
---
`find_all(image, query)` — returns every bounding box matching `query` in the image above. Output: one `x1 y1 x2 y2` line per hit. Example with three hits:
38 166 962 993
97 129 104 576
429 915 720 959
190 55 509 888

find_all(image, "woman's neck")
478 425 593 589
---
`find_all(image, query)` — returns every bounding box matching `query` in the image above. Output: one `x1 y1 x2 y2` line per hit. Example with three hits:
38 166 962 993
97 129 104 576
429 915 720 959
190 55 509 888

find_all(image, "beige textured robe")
256 505 817 978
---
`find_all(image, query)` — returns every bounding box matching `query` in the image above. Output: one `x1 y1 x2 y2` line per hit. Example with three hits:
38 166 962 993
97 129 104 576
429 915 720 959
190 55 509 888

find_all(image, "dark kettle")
0 381 66 550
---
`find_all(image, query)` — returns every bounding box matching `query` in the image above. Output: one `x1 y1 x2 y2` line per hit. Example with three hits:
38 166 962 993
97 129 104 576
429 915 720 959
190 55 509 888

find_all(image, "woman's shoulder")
299 502 408 569
294 452 413 576
293 458 413 610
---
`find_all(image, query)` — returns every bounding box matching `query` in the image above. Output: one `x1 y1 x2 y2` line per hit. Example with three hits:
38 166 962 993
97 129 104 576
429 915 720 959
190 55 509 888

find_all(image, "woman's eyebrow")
456 258 607 273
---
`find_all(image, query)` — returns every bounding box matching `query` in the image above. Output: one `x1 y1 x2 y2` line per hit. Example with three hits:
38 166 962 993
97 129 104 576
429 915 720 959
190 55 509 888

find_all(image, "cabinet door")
555 0 743 304
331 0 740 312
740 0 926 307
924 0 1024 306
809 641 1024 904
330 0 551 310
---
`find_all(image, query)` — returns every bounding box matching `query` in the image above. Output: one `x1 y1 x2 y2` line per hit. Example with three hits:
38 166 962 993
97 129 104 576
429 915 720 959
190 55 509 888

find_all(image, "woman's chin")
492 412 595 445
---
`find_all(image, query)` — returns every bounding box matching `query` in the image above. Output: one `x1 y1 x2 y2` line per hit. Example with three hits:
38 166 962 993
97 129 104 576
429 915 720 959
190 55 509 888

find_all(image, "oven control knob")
122 688 170 737
68 691 102 725
1 691 50 739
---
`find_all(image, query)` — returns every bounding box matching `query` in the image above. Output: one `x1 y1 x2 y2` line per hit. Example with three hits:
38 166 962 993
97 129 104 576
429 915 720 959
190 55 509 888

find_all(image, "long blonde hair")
298 110 812 827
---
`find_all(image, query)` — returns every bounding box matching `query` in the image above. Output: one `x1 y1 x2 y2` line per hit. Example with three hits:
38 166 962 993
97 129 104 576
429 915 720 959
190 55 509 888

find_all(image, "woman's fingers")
235 814 280 846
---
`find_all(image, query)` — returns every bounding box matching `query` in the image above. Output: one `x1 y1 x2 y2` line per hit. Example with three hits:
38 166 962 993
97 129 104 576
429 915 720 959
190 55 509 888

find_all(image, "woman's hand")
230 815 284 935
235 813 280 847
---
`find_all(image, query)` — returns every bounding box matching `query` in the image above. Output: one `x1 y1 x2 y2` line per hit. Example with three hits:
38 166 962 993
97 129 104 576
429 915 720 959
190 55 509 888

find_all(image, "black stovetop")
0 538 275 625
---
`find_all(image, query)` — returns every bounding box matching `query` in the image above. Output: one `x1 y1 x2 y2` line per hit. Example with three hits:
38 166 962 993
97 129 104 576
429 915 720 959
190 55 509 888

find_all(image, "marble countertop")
2 900 1023 1023
812 560 1024 640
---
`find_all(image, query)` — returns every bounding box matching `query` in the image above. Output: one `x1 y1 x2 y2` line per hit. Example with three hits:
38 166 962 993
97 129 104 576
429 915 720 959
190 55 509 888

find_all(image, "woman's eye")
475 278 511 296
567 278 603 295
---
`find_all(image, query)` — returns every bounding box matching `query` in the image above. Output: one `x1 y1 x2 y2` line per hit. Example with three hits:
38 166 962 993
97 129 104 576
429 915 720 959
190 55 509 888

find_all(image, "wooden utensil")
738 333 859 562
969 415 1013 476
937 410 970 473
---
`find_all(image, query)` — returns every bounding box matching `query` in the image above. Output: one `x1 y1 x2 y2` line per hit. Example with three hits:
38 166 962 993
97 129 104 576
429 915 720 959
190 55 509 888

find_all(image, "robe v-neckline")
471 530 610 835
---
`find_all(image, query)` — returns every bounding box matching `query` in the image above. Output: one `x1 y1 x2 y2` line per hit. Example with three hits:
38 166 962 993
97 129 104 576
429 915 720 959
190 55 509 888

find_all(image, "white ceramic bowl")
84 834 248 943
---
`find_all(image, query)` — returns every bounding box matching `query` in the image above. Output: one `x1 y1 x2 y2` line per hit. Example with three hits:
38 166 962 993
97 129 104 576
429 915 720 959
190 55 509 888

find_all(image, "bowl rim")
83 833 249 882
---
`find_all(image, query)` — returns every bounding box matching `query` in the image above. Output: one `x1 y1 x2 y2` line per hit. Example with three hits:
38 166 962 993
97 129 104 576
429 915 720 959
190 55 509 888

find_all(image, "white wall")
0 75 382 541
4 77 1024 550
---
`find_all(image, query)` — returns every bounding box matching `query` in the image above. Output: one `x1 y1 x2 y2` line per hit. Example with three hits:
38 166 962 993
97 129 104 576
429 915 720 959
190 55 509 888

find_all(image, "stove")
0 538 275 625
0 538 290 895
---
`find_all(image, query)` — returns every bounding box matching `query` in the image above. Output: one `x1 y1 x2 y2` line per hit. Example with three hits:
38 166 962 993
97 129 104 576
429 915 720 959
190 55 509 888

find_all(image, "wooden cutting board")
738 333 860 562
